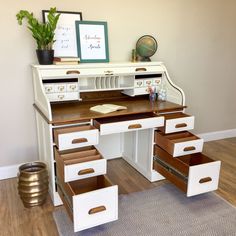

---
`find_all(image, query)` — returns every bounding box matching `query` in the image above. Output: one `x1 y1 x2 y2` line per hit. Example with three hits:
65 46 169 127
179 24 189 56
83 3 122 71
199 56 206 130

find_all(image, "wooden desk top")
42 96 186 125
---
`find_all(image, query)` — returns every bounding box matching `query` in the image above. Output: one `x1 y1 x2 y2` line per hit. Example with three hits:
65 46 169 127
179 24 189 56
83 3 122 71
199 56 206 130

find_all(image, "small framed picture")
42 10 82 57
75 21 109 63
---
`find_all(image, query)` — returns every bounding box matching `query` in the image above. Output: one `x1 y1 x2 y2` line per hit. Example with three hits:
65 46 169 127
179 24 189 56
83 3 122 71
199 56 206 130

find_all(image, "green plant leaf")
16 7 60 50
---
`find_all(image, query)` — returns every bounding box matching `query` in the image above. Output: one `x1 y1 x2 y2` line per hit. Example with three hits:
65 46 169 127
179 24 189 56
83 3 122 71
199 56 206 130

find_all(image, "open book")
90 104 127 114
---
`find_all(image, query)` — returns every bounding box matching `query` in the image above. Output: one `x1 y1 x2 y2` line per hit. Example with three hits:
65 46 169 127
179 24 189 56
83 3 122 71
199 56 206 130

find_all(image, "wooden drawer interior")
55 146 103 165
162 112 191 120
154 131 202 157
93 113 158 127
154 145 216 176
155 131 199 144
58 175 113 204
153 146 219 195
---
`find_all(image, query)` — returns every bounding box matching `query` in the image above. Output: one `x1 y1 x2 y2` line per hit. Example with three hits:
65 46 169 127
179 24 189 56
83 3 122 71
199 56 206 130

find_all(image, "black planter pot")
36 49 54 65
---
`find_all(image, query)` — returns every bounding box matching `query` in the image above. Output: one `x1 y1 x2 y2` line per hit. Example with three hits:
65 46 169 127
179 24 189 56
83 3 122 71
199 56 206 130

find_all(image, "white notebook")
90 104 127 114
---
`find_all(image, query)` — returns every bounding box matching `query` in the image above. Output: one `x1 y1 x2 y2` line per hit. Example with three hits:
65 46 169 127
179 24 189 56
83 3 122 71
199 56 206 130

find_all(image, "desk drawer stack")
153 113 221 197
53 124 118 232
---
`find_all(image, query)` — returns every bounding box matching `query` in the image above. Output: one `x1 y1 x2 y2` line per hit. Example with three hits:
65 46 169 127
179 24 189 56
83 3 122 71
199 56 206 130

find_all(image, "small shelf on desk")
78 75 134 92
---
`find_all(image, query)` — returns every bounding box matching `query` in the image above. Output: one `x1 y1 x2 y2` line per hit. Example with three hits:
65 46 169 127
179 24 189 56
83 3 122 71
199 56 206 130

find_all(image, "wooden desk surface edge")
34 99 186 125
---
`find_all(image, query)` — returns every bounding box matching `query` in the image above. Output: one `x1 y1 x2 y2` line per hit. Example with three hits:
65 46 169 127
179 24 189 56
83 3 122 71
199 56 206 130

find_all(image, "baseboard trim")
0 164 21 180
197 129 236 142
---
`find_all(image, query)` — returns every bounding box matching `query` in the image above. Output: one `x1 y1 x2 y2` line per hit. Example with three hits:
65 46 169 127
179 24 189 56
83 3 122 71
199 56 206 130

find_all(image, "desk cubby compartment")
93 113 164 135
55 146 107 182
154 131 203 157
79 75 134 92
158 112 194 134
57 176 118 232
54 125 99 151
153 145 221 197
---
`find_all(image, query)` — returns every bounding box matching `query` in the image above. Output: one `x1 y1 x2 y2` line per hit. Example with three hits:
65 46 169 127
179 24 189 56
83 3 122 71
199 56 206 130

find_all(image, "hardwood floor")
0 138 235 236
203 137 236 206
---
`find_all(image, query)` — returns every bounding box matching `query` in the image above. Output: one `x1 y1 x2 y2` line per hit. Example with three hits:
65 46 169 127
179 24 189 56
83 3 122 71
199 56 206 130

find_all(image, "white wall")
0 0 236 166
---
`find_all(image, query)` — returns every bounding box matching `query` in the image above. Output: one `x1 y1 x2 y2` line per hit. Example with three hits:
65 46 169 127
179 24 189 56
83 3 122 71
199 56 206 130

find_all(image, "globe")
136 35 158 61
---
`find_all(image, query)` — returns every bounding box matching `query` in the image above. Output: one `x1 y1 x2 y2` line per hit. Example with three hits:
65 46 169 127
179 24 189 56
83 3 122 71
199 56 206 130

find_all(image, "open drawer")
93 113 164 135
158 112 194 134
54 125 99 151
153 145 221 197
55 146 106 182
57 175 118 232
154 131 203 157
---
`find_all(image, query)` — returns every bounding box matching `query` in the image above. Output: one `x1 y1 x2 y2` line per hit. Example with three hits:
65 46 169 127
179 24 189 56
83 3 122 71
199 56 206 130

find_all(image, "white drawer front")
165 116 194 134
47 92 79 102
64 159 107 182
152 78 161 86
40 68 90 78
67 83 78 92
173 138 203 157
187 161 221 197
99 116 164 135
57 129 99 151
134 80 144 88
143 79 153 87
44 84 55 93
54 83 67 93
134 87 149 95
73 185 118 232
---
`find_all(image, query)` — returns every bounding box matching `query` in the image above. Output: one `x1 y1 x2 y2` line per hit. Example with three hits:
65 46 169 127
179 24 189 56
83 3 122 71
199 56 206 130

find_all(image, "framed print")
42 10 82 57
75 21 109 63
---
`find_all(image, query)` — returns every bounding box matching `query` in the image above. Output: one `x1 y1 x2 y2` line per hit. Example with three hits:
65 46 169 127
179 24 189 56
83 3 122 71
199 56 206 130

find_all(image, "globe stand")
140 56 151 62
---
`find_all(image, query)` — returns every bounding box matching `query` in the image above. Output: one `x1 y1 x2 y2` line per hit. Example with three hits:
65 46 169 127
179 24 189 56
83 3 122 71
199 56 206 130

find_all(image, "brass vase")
18 162 49 208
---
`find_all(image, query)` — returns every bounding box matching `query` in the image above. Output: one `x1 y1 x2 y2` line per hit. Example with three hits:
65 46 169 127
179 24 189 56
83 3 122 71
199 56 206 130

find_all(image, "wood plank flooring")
0 138 235 236
203 137 236 206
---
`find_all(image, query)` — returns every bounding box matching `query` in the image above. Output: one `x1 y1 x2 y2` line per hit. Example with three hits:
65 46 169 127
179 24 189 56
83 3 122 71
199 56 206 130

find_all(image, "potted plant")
16 7 60 65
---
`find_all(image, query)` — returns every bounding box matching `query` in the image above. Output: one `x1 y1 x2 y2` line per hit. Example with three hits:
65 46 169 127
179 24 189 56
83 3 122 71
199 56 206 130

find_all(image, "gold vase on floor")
18 162 49 208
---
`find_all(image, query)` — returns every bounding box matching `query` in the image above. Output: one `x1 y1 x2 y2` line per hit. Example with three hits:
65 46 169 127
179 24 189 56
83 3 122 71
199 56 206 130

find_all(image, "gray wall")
0 0 236 166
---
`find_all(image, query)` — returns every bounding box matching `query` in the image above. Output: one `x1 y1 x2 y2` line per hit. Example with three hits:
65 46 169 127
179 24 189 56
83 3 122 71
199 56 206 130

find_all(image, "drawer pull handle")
88 205 106 215
135 67 147 72
104 70 113 75
58 95 65 99
72 138 88 144
78 168 95 175
175 123 187 128
128 124 142 129
66 70 80 75
183 146 196 152
199 177 212 184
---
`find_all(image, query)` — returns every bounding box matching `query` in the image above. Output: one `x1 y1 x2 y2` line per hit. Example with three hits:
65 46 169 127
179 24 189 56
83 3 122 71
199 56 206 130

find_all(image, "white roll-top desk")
32 62 221 232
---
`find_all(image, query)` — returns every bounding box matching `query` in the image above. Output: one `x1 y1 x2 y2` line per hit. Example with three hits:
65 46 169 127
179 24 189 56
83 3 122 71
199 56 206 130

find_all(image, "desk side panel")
35 110 62 206
32 67 52 121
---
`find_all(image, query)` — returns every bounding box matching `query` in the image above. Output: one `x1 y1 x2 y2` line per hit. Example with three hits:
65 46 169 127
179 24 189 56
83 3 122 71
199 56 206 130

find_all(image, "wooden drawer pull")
78 168 95 175
175 123 187 128
183 146 196 152
72 138 88 144
199 177 212 184
128 124 142 129
88 205 106 215
135 67 147 72
104 70 113 75
66 70 80 75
